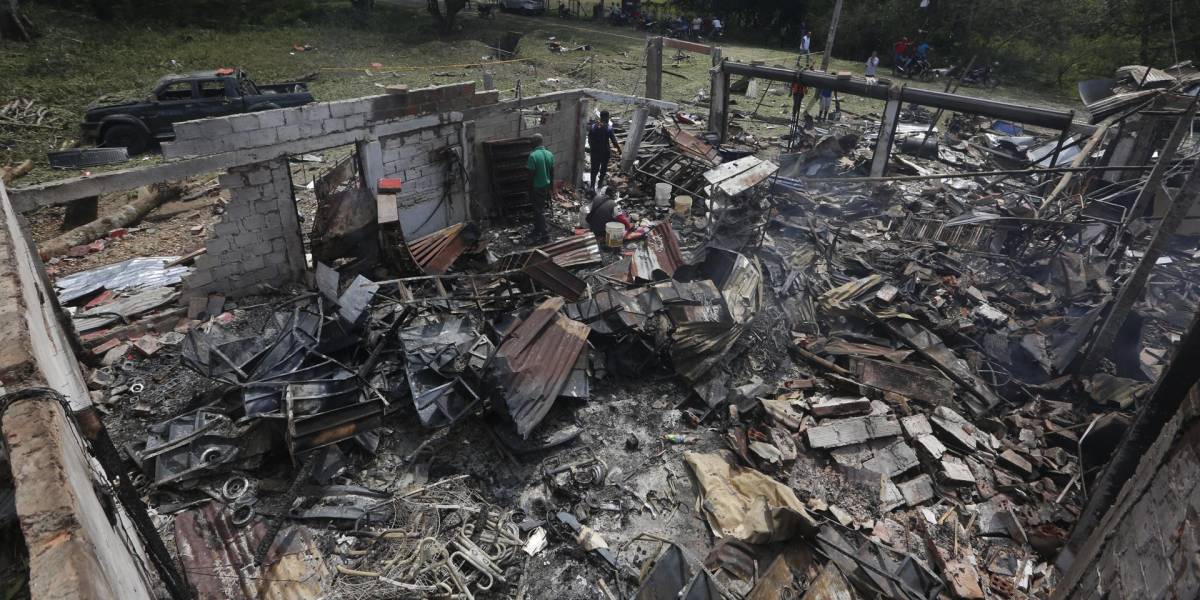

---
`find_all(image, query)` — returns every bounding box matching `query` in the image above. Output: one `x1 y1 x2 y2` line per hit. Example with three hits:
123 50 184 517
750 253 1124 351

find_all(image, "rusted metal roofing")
404 222 480 275
670 249 762 387
632 221 686 281
520 250 587 300
490 297 590 437
665 126 721 165
174 502 328 600
537 233 603 268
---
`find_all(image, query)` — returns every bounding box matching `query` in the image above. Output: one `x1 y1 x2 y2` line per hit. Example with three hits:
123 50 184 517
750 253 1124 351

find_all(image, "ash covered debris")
47 60 1200 599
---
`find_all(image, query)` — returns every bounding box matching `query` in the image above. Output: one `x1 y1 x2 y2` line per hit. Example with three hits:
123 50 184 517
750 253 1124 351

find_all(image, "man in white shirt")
865 51 880 84
712 17 723 37
800 33 811 54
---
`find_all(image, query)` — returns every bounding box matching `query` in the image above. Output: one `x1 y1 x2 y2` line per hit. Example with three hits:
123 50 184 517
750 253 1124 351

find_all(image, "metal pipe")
721 61 1075 130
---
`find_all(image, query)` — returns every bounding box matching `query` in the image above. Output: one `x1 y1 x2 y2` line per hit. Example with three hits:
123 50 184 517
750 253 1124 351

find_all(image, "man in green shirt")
526 133 554 244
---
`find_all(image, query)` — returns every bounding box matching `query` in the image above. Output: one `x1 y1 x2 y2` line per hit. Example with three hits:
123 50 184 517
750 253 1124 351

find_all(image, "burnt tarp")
399 316 491 427
489 297 590 438
174 502 329 600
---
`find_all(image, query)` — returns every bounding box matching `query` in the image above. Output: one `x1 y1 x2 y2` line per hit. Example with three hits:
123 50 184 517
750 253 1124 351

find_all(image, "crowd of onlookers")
593 4 724 40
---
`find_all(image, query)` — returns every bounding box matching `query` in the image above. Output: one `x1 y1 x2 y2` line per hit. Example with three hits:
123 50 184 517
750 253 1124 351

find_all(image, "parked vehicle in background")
959 62 1001 88
81 68 314 154
499 0 545 15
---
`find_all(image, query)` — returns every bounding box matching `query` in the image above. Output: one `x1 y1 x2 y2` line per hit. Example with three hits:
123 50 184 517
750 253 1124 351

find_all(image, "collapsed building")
1 38 1199 600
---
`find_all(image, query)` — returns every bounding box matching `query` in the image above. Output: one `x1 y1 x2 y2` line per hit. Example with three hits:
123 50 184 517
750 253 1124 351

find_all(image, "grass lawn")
0 3 1079 184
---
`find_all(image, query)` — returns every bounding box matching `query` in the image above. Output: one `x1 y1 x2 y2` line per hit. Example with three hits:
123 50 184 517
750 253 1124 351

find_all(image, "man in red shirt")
893 37 911 70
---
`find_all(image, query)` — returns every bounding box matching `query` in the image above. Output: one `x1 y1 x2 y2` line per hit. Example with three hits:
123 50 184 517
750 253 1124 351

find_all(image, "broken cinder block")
998 449 1034 479
807 415 902 449
810 396 871 418
940 458 976 486
898 474 935 506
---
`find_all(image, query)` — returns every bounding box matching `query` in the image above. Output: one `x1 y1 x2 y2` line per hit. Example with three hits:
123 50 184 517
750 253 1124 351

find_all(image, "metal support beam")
709 60 729 143
721 61 1074 131
1080 151 1200 375
620 107 649 172
871 88 904 177
1124 100 1199 222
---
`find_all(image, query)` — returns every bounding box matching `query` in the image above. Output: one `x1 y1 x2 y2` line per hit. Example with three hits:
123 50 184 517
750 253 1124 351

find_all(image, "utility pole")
820 0 843 73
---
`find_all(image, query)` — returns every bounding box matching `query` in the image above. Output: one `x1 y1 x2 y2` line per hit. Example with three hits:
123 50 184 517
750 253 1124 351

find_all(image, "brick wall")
1055 386 1200 599
163 81 499 160
183 158 306 298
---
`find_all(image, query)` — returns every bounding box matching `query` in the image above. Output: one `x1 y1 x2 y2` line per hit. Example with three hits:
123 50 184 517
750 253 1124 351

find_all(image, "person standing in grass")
865 51 880 84
526 134 554 244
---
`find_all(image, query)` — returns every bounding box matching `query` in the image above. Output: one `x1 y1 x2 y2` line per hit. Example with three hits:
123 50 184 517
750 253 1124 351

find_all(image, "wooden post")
620 107 648 172
646 36 664 102
819 0 844 73
870 87 904 177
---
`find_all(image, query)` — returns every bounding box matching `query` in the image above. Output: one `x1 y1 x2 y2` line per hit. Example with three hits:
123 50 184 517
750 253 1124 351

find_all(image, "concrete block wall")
183 158 306 298
468 97 585 217
1056 387 1200 599
379 122 467 238
163 81 500 160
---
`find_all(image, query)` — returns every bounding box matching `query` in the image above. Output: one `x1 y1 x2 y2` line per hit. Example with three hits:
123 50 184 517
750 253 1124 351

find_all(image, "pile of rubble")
52 62 1200 599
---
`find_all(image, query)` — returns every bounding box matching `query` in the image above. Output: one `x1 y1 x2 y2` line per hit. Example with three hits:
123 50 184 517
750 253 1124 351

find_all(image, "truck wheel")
102 123 149 154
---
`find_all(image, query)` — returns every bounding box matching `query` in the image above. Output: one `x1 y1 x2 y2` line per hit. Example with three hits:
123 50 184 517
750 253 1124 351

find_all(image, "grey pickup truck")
81 68 314 154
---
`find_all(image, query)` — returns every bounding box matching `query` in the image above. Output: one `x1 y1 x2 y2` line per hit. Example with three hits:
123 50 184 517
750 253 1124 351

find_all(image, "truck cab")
82 68 314 154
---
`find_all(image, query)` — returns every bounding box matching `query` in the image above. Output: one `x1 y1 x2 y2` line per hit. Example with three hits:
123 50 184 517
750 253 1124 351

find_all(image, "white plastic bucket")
655 183 672 207
605 222 624 248
674 195 693 217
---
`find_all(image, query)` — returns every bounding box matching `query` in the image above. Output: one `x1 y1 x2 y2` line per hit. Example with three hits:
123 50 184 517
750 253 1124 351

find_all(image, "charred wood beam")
720 61 1075 131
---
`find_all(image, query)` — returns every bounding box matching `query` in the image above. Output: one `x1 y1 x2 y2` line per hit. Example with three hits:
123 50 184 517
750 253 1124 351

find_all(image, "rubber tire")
919 69 934 82
101 123 149 155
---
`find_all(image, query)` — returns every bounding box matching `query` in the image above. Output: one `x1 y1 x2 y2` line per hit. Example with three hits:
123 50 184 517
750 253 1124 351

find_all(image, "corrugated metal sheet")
1117 65 1177 88
491 297 590 438
520 250 587 300
703 156 779 197
632 221 686 280
404 222 479 275
55 256 189 304
1085 89 1159 122
174 502 328 600
538 233 603 268
72 286 178 332
665 127 721 165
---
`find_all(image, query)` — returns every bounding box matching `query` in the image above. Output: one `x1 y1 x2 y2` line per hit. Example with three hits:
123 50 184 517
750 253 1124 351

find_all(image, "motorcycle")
895 57 934 81
959 63 1000 88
